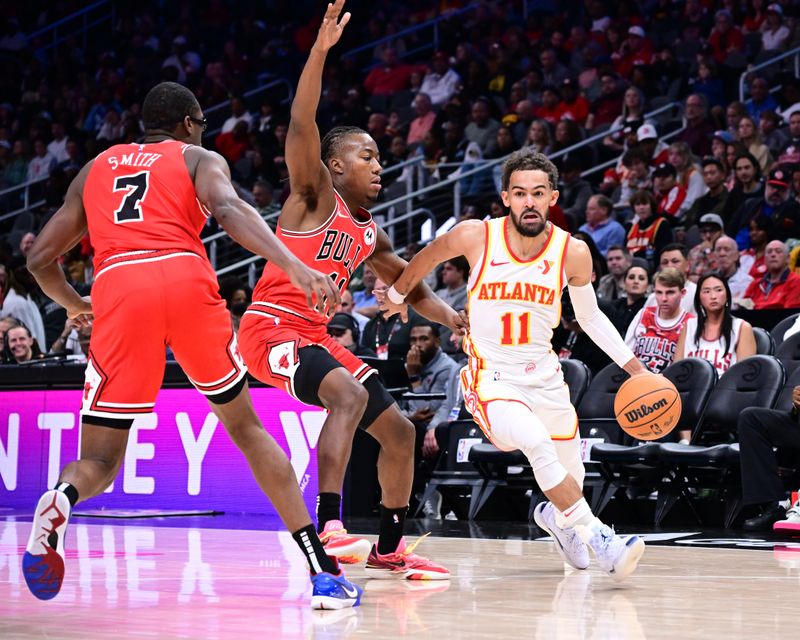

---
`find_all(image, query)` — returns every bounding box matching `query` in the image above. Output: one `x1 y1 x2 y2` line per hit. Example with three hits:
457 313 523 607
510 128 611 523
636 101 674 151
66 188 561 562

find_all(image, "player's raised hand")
286 262 341 317
375 286 408 322
314 0 351 52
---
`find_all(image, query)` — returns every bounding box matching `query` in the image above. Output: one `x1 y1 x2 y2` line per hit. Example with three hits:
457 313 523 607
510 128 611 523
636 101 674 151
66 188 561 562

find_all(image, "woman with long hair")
737 115 772 173
610 264 650 336
674 272 756 440
603 86 646 154
525 119 552 154
625 189 674 268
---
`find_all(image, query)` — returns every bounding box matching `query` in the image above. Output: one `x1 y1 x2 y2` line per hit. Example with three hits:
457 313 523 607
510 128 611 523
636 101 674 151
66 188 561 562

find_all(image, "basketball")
614 374 682 441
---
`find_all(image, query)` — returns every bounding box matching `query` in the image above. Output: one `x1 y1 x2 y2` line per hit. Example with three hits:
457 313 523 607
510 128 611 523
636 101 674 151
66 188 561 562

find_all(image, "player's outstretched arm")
372 222 483 331
26 163 93 326
284 0 351 219
564 238 647 377
192 148 340 315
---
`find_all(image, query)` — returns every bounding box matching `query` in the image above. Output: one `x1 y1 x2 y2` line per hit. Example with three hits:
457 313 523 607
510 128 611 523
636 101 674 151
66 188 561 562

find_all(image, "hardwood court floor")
1 518 799 639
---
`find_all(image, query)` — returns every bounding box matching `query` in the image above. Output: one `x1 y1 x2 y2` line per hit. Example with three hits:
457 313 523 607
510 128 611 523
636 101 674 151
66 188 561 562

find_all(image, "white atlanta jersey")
464 217 570 376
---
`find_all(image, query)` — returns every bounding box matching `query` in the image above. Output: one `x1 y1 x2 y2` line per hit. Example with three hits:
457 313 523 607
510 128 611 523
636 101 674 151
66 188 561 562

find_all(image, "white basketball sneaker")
586 524 645 581
533 501 590 570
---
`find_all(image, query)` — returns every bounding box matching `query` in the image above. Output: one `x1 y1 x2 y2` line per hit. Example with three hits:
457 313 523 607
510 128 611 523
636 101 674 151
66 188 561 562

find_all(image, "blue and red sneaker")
310 558 363 610
23 490 71 600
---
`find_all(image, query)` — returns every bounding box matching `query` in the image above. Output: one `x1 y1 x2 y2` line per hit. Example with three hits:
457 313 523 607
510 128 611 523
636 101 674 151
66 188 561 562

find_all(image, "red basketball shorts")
238 302 375 400
81 251 246 422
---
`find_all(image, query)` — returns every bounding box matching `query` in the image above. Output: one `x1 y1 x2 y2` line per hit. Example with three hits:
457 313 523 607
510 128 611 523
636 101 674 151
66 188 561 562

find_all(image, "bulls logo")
364 228 375 246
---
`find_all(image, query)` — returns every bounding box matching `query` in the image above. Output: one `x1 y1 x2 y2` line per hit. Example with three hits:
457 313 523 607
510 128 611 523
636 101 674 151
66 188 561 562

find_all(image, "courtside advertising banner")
0 388 324 515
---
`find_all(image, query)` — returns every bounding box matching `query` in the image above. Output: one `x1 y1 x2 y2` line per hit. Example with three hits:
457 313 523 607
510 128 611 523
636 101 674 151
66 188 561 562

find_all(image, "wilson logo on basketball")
624 399 669 424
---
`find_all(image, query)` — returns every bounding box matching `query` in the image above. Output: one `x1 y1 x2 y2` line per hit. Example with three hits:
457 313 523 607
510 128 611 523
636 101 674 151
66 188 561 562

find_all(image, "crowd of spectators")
3 1 800 524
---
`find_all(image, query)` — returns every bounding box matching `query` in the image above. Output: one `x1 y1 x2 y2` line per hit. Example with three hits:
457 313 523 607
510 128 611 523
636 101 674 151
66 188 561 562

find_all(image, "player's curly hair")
321 126 368 165
500 147 559 192
142 82 200 132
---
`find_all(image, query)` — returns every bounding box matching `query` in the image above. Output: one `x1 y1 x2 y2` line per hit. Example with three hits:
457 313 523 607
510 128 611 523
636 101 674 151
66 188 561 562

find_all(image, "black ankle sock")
377 505 407 555
55 482 79 508
292 524 338 575
316 493 341 533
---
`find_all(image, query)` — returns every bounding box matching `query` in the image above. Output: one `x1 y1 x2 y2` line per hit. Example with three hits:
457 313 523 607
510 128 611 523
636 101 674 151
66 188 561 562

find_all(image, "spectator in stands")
711 130 734 168
0 266 45 350
708 8 745 67
737 115 773 173
676 93 714 156
597 245 632 301
761 5 791 53
603 86 646 155
615 147 653 207
730 167 800 245
18 233 36 259
713 235 754 302
636 123 670 167
464 98 500 157
738 384 800 530
559 78 590 127
162 35 203 86
610 264 649 336
353 266 379 319
251 179 280 218
579 194 626 258
539 47 570 88
2 323 43 365
685 157 734 230
96 109 124 146
742 216 772 278
366 112 392 159
419 51 462 108
653 162 691 222
327 312 375 358
363 46 424 98
626 268 694 374
669 141 707 213
524 119 552 155
586 72 623 131
27 139 56 183
339 289 369 332
742 239 800 309
745 76 779 125
759 111 788 158
0 315 20 348
728 152 765 221
487 125 516 162
215 120 250 164
435 257 468 312
687 213 724 281
558 156 592 230
551 119 592 170
626 189 674 268
407 93 436 149
404 323 459 425
646 244 698 313
534 86 566 126
221 96 253 134
776 111 800 166
46 122 69 165
48 317 91 363
613 25 654 78
690 60 726 109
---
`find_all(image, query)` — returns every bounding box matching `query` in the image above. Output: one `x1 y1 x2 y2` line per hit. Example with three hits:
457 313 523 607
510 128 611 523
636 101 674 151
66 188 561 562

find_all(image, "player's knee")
326 378 369 419
384 414 416 453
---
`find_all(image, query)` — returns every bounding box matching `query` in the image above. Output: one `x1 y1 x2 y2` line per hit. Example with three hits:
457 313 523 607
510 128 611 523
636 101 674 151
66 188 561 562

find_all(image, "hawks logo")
538 259 553 275
364 228 375 246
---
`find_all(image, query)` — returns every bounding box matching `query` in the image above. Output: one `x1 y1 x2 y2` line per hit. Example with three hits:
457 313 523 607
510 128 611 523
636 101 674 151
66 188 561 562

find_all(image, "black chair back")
753 327 775 355
771 313 800 348
577 363 628 445
776 333 800 376
694 355 785 444
661 357 717 436
774 366 800 412
441 420 489 472
560 359 592 408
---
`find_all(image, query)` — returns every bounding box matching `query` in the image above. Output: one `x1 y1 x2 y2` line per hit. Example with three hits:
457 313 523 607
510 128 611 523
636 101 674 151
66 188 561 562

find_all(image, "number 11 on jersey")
500 311 531 345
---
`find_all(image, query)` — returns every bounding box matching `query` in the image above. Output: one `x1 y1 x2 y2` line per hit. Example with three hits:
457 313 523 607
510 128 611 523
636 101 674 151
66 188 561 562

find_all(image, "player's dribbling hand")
446 309 469 336
67 296 93 330
288 263 341 317
314 0 351 52
375 286 408 322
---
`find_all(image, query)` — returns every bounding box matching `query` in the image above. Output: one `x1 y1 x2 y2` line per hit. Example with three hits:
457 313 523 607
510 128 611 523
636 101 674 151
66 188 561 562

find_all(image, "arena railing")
738 44 800 102
27 0 115 57
0 177 48 223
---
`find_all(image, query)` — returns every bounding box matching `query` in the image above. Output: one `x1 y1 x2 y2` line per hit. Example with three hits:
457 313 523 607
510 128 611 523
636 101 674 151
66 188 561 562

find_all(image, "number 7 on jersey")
113 171 150 223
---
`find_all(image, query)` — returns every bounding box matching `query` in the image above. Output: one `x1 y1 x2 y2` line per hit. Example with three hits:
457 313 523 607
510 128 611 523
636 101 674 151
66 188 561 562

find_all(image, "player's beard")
510 207 548 237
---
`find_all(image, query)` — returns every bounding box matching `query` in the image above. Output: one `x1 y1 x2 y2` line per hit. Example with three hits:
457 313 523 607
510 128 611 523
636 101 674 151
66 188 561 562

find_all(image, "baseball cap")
653 162 677 178
328 313 359 333
712 130 734 144
699 213 724 229
628 26 646 38
767 167 790 188
767 3 783 15
636 123 658 141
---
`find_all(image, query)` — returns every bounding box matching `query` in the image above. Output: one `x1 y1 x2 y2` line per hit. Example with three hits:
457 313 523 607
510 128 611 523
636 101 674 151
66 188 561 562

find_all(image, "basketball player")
237 0 461 579
22 82 362 609
380 149 650 580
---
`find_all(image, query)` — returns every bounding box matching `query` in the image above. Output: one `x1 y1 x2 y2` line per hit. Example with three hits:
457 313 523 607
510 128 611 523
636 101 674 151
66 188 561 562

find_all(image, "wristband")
387 285 406 305
407 375 420 382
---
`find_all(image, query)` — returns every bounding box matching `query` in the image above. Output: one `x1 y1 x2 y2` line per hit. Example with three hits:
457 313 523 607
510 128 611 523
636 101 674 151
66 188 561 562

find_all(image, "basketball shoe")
310 558 363 610
319 520 372 564
533 501 590 570
22 490 71 600
774 499 800 532
365 534 450 580
586 524 645 582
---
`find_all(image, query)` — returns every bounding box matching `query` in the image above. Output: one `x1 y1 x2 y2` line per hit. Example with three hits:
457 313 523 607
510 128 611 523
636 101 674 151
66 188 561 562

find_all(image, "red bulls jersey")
83 140 208 272
252 190 377 324
628 306 693 373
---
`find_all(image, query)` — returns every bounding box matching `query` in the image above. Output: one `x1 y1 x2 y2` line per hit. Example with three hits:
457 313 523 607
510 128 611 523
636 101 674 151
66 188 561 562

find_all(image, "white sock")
555 498 603 541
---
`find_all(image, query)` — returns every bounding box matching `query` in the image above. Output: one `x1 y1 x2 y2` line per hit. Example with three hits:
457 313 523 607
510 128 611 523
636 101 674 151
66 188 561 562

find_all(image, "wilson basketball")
614 374 682 441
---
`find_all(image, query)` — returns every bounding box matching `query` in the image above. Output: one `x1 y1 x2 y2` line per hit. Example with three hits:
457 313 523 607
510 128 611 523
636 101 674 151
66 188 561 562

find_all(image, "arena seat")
753 326 775 355
770 313 800 348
